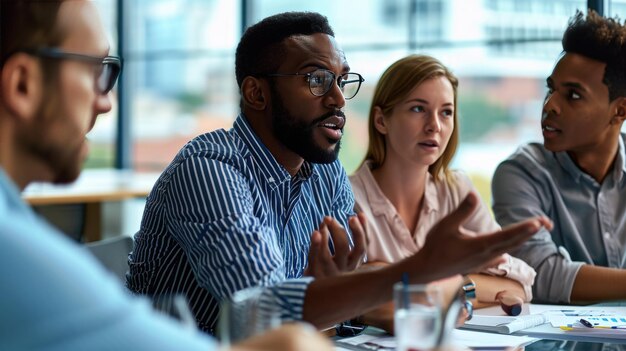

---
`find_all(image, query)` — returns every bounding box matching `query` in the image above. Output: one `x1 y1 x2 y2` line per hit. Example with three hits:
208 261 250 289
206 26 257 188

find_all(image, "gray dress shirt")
492 134 626 303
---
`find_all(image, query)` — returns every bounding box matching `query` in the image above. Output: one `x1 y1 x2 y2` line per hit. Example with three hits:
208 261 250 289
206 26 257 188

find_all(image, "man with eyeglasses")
0 1 334 350
128 11 551 336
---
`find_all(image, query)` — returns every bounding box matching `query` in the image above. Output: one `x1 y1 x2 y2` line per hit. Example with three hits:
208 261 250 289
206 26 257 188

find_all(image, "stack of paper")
334 329 537 350
461 314 547 334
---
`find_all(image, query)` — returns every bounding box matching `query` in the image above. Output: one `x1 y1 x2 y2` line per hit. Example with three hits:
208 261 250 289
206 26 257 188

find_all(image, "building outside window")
91 0 626 204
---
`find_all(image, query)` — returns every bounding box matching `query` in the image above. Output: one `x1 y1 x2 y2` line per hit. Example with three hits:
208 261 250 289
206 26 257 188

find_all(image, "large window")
248 0 584 201
123 0 240 172
95 0 625 204
84 0 118 169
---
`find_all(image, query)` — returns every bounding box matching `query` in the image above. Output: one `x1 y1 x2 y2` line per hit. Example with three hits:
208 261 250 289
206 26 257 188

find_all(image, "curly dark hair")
235 11 334 89
562 9 626 101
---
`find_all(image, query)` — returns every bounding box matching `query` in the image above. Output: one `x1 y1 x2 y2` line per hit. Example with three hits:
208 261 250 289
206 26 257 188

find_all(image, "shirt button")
604 232 611 239
268 177 274 183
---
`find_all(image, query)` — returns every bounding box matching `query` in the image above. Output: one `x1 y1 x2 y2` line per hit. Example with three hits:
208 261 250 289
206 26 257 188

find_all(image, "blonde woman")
350 55 535 331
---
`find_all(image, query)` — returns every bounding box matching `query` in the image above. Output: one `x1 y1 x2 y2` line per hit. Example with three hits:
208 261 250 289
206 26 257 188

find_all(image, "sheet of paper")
544 309 626 328
335 329 537 350
466 315 517 327
448 329 537 348
528 304 626 315
335 334 395 350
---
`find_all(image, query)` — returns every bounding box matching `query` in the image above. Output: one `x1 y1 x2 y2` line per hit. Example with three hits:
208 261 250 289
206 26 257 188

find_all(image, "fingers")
445 216 548 275
304 231 323 277
466 216 548 266
234 323 333 351
437 192 479 233
536 215 553 231
477 256 507 271
306 214 365 277
491 216 546 250
318 221 334 265
305 227 341 278
347 213 367 270
324 217 350 270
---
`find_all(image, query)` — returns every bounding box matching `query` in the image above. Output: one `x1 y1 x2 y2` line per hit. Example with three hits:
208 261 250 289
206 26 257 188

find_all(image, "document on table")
545 309 626 328
470 303 626 341
334 329 537 350
449 329 537 349
461 314 548 334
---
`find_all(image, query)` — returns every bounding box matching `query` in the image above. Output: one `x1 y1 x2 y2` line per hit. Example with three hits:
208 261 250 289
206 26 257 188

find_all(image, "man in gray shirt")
492 10 626 304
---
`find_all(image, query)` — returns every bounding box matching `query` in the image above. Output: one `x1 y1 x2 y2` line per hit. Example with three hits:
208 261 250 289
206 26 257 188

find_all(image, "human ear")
611 97 626 125
373 106 388 135
1 53 42 121
241 76 268 111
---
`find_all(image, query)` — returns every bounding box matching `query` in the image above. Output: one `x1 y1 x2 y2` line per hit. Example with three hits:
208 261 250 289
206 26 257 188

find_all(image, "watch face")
462 282 476 299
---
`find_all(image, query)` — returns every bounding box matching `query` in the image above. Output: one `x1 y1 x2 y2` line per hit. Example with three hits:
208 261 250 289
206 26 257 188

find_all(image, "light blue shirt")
128 114 354 333
492 134 626 303
0 168 216 350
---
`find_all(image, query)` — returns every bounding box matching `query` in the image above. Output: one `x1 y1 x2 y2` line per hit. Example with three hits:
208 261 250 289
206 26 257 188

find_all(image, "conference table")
334 302 626 350
23 169 159 242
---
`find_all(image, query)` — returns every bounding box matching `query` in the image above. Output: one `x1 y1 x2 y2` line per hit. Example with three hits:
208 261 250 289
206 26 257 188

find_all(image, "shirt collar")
355 161 437 217
422 172 440 214
555 150 584 183
555 135 626 185
354 162 392 217
614 135 626 183
0 167 33 218
233 114 318 188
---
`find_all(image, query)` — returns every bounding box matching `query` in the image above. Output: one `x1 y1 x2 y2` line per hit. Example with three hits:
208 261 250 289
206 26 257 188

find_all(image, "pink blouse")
349 161 536 300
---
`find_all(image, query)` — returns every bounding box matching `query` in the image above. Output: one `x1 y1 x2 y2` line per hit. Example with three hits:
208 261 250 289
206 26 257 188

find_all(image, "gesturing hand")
303 213 367 278
410 192 552 282
231 323 333 351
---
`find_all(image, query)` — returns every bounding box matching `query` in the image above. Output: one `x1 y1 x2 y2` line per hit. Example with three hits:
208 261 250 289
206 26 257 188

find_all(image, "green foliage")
83 144 114 169
339 129 366 175
457 93 511 142
177 92 206 113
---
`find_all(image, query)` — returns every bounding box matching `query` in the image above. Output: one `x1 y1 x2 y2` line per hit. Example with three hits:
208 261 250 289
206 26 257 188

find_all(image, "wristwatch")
462 278 476 299
335 316 367 337
461 277 476 321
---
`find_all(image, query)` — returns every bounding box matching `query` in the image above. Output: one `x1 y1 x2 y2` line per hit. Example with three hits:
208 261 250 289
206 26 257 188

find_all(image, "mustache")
311 110 346 125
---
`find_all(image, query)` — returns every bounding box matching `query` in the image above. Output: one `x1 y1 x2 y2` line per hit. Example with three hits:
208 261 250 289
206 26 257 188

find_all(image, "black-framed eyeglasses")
19 47 122 94
265 69 364 100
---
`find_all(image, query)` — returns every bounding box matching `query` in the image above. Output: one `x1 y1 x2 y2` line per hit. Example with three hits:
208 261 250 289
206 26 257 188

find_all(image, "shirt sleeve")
492 159 583 303
0 219 217 351
164 154 311 321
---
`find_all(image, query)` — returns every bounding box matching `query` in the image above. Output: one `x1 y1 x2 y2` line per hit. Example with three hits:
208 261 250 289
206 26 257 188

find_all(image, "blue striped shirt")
127 114 355 333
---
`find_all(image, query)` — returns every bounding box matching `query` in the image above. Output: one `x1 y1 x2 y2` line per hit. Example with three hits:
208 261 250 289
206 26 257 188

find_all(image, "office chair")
85 235 134 282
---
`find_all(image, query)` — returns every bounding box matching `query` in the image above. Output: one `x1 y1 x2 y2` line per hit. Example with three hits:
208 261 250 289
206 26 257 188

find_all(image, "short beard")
16 97 83 185
269 83 342 164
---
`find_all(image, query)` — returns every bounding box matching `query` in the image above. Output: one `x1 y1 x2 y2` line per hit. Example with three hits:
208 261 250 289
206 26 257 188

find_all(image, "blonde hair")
363 54 459 182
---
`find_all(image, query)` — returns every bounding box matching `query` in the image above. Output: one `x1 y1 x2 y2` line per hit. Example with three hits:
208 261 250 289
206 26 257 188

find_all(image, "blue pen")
401 272 409 309
578 318 626 329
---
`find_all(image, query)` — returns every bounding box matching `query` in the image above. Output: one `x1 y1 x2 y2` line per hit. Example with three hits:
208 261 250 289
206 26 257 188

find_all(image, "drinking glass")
394 283 443 351
218 286 282 345
151 293 197 331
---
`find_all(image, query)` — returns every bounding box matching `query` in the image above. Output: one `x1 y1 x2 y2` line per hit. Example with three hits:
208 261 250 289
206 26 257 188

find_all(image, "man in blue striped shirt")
0 1 333 350
128 11 552 334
